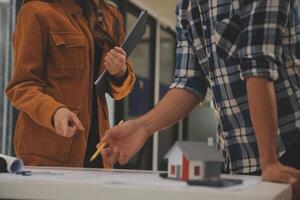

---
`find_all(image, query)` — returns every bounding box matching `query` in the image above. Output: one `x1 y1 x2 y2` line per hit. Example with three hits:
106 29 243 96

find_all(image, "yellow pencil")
89 120 124 162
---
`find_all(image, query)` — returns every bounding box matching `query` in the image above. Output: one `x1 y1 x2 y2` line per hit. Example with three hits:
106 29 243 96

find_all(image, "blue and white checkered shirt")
170 0 300 173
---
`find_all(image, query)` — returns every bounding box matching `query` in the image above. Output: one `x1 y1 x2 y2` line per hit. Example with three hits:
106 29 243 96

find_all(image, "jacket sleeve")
5 3 65 132
106 7 136 100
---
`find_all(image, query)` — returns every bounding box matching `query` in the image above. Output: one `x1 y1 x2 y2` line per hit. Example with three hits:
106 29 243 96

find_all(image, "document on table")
1 167 260 191
16 168 186 187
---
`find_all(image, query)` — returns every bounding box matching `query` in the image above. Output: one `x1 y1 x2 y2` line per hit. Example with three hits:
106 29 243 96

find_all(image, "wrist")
255 130 279 171
114 67 127 79
137 115 155 137
259 151 279 171
110 68 128 85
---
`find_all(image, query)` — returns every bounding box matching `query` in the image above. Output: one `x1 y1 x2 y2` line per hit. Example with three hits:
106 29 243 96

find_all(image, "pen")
89 120 124 162
94 70 107 86
16 171 64 176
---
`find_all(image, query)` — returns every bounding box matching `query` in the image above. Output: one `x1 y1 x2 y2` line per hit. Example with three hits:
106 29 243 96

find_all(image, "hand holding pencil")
89 120 124 162
96 119 151 166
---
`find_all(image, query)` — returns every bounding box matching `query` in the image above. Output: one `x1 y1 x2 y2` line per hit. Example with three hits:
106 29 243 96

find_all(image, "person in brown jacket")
5 0 136 168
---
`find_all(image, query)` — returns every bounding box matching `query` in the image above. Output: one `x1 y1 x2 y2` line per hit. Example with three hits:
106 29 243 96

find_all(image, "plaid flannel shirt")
170 0 300 173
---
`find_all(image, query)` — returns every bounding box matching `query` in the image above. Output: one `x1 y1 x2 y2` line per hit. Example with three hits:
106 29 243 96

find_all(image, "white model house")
164 141 223 181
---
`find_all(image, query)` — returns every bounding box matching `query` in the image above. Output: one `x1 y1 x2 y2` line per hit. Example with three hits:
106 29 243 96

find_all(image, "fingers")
287 175 300 200
101 147 112 158
262 166 292 184
54 109 84 138
263 174 289 184
101 147 112 165
70 113 85 131
100 123 124 165
109 146 120 165
104 60 120 75
61 118 69 137
100 120 136 166
101 144 129 166
293 178 300 200
262 164 300 200
288 171 300 200
106 141 131 166
65 126 77 138
287 167 300 180
55 119 75 138
289 176 298 185
104 47 126 76
114 47 126 56
105 53 122 68
119 152 129 165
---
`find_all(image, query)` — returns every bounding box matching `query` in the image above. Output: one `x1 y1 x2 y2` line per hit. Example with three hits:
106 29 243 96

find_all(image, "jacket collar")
22 0 99 16
22 0 85 15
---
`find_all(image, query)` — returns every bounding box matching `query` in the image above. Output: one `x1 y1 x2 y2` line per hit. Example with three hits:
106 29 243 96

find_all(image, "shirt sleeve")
170 0 209 101
238 0 292 81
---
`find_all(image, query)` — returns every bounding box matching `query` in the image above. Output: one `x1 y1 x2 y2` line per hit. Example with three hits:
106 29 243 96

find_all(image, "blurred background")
0 0 226 171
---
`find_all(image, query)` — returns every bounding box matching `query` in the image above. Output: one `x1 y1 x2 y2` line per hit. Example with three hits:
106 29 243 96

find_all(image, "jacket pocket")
15 112 76 164
50 32 86 70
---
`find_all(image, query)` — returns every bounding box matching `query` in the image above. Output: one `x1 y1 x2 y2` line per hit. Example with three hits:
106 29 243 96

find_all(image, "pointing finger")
70 113 84 131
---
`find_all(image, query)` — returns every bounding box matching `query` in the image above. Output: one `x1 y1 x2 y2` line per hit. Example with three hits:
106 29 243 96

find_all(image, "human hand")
53 107 84 138
104 47 127 79
262 162 300 200
100 119 151 165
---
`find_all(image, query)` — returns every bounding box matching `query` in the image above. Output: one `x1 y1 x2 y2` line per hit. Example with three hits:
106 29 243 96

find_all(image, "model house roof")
164 141 223 162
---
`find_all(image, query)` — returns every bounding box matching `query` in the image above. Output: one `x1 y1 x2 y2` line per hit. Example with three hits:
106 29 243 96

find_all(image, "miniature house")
164 141 223 181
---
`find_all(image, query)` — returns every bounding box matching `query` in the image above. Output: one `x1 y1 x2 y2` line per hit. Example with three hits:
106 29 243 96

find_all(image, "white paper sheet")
1 167 260 191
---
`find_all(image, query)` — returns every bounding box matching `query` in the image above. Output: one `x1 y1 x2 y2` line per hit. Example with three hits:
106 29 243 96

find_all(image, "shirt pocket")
50 32 86 70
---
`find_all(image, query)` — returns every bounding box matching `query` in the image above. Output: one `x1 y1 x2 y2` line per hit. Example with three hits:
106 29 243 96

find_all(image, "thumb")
61 119 69 137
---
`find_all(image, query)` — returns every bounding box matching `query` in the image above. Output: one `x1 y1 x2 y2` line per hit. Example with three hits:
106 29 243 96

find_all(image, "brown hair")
77 0 122 49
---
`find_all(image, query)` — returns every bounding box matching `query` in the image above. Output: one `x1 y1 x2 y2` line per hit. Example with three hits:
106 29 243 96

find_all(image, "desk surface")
0 167 293 200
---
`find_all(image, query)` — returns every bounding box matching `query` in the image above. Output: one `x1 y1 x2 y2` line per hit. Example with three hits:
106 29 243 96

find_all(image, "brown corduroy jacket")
6 0 135 168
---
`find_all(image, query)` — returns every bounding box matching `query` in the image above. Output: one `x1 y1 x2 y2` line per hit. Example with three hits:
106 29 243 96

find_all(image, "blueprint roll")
0 154 24 173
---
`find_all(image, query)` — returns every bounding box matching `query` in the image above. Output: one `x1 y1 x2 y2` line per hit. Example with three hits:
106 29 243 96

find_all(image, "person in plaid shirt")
101 0 300 197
